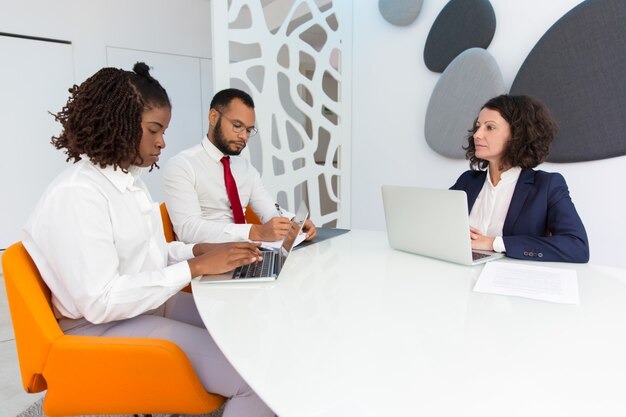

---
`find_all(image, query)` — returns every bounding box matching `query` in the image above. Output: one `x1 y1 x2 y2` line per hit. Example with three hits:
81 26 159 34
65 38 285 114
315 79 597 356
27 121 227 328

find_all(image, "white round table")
192 229 626 417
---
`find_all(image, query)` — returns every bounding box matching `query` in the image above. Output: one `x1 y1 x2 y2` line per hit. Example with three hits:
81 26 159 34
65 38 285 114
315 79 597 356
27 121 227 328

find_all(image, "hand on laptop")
469 227 495 251
188 242 263 276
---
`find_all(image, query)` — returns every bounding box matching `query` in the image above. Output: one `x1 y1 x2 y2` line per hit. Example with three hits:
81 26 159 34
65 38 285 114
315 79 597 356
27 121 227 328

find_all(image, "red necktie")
220 156 245 224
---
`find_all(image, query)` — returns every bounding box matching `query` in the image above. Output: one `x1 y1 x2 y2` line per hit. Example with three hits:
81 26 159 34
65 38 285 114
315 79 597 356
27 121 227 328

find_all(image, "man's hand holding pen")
249 216 292 241
248 203 317 242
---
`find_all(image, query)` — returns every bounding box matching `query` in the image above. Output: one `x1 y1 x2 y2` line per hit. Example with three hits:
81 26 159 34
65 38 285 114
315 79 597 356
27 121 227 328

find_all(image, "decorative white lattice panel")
211 0 351 227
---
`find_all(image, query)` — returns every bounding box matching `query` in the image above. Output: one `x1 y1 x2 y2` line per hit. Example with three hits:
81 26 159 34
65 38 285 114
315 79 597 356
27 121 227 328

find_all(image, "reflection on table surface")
192 229 626 417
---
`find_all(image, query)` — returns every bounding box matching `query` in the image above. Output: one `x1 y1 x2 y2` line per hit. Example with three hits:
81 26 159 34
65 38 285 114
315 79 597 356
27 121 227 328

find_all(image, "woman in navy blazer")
450 95 589 263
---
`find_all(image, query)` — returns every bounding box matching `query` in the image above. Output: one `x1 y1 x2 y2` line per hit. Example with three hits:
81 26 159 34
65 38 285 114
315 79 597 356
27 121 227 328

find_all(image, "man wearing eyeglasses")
163 88 316 244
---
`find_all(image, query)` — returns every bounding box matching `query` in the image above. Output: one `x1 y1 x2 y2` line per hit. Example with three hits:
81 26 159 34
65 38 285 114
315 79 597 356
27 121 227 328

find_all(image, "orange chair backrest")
160 203 176 243
245 207 262 225
2 242 63 393
160 202 261 241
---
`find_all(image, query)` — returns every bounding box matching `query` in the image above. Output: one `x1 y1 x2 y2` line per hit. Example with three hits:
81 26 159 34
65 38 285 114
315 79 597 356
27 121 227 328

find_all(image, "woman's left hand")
469 227 495 251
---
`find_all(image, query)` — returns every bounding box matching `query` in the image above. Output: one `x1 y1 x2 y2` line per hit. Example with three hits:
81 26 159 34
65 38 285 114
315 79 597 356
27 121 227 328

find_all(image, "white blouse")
23 159 194 324
468 167 522 253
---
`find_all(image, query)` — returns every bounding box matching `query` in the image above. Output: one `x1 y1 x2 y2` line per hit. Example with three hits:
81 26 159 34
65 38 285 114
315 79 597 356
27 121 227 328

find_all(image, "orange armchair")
2 242 225 417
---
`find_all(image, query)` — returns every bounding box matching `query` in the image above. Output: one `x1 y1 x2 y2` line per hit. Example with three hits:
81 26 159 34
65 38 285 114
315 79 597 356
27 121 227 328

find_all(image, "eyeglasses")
216 110 258 137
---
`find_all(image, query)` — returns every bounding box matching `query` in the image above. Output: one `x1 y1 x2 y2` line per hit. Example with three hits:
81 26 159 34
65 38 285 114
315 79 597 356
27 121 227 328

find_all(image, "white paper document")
474 262 579 304
259 232 306 250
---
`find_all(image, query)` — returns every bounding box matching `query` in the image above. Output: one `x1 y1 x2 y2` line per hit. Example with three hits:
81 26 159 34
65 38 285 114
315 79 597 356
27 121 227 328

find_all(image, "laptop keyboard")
233 251 274 279
472 251 491 261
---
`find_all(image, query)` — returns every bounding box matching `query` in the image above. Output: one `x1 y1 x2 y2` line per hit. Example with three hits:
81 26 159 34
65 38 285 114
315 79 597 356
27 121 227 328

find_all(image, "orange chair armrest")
42 335 224 416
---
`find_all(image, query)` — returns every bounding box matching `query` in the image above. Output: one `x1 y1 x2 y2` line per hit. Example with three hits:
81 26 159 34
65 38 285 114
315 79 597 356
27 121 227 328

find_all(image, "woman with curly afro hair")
23 63 275 417
450 94 589 263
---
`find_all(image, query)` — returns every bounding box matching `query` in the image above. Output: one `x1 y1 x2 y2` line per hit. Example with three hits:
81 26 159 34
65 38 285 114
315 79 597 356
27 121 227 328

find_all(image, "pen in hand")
275 203 284 217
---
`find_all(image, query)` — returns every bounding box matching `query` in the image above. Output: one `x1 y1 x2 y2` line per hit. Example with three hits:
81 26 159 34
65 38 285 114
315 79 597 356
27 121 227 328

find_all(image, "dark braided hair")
51 62 170 171
464 94 558 171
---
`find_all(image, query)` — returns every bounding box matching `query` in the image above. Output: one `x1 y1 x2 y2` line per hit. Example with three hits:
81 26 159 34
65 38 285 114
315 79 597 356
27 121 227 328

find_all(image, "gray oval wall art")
378 0 424 26
425 48 505 159
510 0 626 162
423 0 496 73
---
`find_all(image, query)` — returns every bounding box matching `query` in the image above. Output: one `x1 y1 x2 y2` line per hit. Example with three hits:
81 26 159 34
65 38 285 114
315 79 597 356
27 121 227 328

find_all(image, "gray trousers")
59 292 274 417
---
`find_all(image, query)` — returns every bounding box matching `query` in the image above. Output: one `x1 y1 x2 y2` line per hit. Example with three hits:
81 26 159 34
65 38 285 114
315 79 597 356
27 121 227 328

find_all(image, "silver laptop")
381 185 504 266
198 201 309 283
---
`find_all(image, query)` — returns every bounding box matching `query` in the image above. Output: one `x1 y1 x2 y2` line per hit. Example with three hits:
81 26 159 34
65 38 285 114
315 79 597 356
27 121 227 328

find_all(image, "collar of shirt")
92 161 152 214
201 135 226 164
486 166 522 188
87 158 143 193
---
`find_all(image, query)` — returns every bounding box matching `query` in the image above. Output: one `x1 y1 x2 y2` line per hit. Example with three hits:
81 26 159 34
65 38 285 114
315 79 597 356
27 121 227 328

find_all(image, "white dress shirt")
23 159 194 324
468 166 522 253
163 136 291 243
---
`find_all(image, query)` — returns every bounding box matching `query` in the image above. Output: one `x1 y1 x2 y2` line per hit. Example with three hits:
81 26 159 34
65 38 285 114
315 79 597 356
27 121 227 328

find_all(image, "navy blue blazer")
451 169 589 263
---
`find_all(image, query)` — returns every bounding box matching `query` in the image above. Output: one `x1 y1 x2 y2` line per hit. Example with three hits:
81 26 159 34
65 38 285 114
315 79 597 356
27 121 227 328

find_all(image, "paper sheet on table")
473 262 579 304
259 232 306 250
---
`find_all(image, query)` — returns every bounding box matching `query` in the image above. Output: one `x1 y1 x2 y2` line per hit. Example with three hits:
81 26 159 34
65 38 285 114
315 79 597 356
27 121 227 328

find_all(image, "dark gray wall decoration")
510 0 626 163
379 0 424 26
382 0 625 163
423 0 496 73
425 48 505 159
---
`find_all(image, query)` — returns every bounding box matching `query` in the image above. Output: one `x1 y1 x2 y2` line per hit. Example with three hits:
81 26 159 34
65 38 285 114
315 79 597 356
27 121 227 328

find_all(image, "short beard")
213 117 242 156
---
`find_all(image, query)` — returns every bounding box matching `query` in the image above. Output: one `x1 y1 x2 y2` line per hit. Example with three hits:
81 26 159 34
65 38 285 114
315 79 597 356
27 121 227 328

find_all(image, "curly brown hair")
465 95 558 170
51 62 170 171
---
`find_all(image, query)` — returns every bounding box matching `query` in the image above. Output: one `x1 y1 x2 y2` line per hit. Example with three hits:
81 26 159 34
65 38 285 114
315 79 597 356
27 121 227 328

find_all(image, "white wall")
1 0 623 267
0 36 74 250
0 0 212 82
0 0 213 248
351 0 626 268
